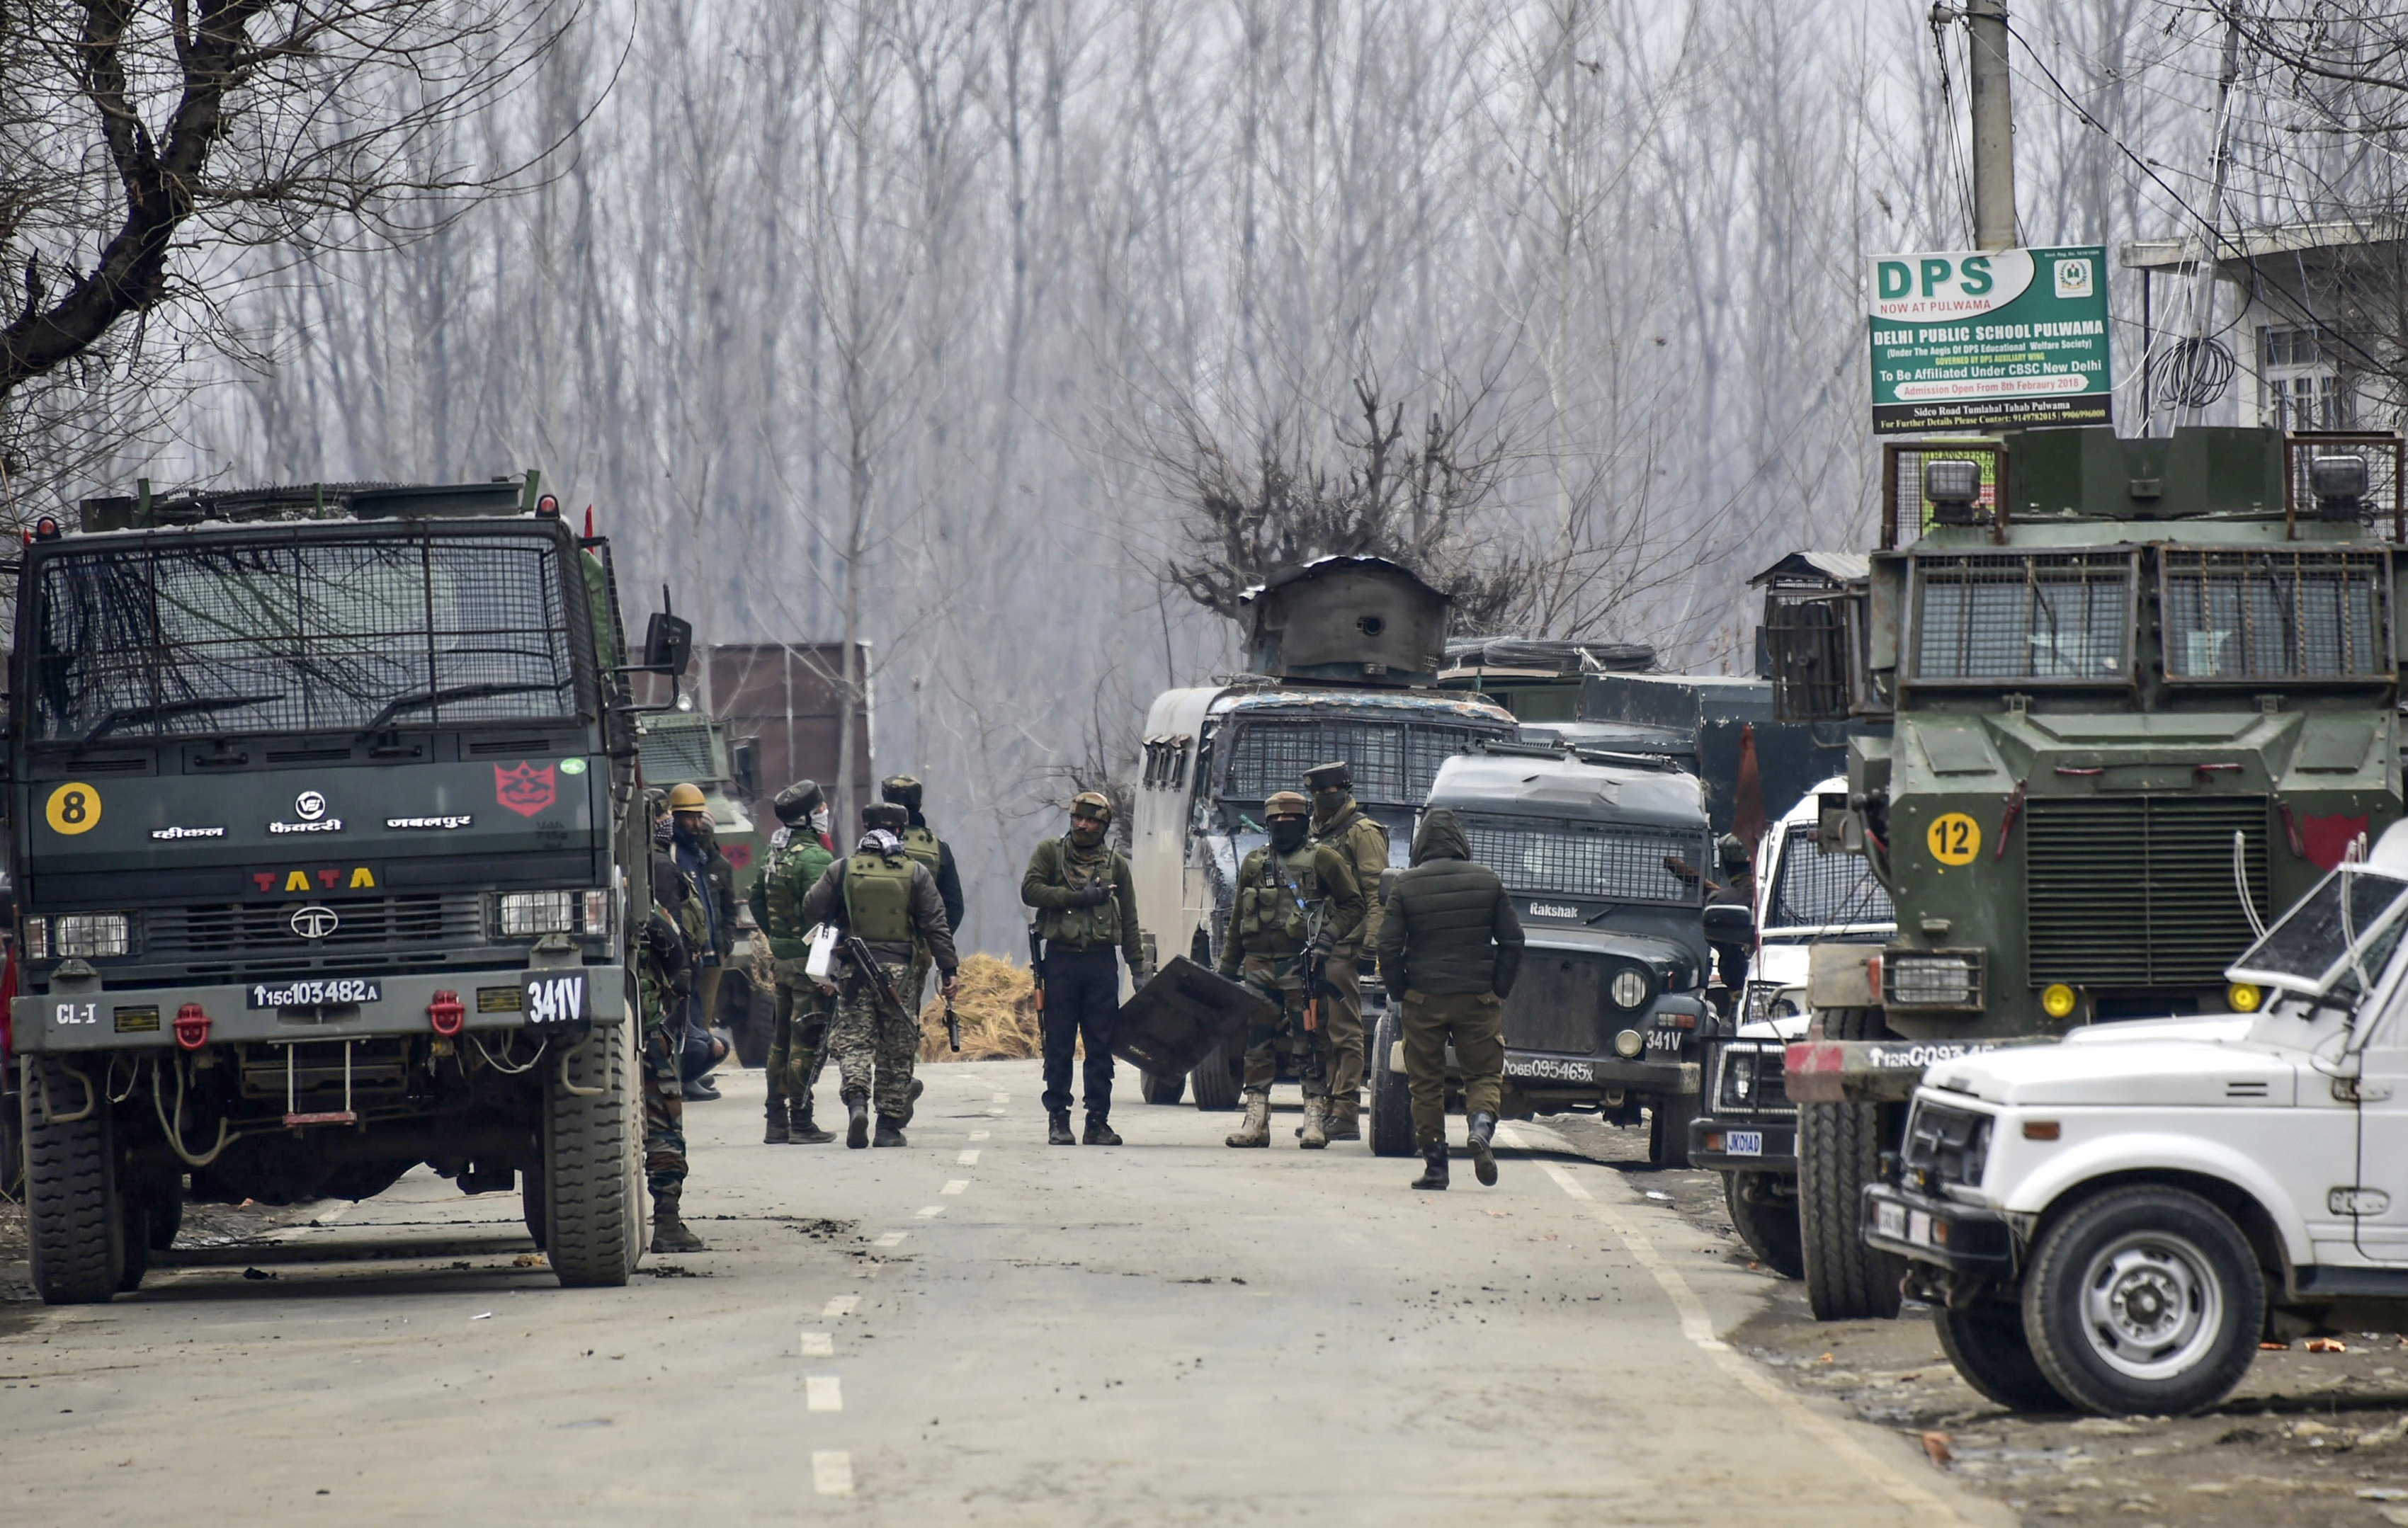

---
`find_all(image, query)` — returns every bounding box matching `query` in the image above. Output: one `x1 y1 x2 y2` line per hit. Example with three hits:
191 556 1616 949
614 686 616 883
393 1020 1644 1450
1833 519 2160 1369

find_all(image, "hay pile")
919 952 1042 1061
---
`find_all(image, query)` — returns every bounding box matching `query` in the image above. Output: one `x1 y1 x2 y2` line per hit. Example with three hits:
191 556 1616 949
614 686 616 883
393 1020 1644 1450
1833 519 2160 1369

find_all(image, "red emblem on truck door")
495 763 557 818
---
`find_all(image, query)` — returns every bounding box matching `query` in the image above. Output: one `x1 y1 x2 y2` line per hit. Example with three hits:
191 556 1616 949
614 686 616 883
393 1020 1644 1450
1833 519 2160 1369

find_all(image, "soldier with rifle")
1305 760 1388 1143
1217 791 1364 1151
880 774 966 1008
751 779 837 1144
796 802 960 1148
1020 791 1149 1146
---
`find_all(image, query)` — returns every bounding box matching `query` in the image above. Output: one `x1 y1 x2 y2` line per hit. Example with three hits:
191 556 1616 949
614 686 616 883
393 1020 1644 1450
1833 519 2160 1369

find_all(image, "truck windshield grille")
1768 824 1894 928
2160 548 2390 680
2026 797 2268 986
1456 811 1708 905
1913 552 2132 683
1224 719 1499 804
28 531 580 743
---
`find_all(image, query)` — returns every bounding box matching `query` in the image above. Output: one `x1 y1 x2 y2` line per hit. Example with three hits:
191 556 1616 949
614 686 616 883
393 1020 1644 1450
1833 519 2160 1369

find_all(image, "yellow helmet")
666 782 708 812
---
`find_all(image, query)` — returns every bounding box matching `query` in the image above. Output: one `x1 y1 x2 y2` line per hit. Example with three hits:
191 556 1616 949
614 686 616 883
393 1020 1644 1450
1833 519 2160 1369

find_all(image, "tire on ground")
1647 1091 1702 1168
1724 1170 1805 1279
1189 1033 1241 1110
23 1057 124 1306
2020 1185 2264 1416
1368 1008 1416 1158
544 1012 642 1287
1139 1070 1186 1105
1797 1006 1904 1321
1935 1296 2066 1410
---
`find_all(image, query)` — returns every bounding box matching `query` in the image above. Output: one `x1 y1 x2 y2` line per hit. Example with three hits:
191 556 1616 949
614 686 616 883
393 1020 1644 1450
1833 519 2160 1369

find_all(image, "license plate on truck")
1725 1130 1764 1156
246 978 382 1008
1875 1199 1908 1240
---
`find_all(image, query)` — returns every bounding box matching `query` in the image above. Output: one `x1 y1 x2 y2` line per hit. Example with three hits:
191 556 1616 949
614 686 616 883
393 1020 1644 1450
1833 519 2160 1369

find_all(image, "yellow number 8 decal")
1926 811 1980 866
45 782 101 836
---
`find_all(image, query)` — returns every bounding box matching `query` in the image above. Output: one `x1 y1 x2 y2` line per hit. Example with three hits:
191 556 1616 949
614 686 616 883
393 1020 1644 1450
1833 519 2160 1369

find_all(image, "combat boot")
1325 1094 1361 1141
763 1095 790 1145
900 1076 924 1127
846 1097 870 1150
873 1115 907 1148
1048 1110 1076 1146
1083 1113 1122 1146
791 1099 835 1145
1411 1148 1449 1190
650 1187 708 1252
1225 1090 1271 1148
1467 1110 1500 1186
1299 1095 1330 1150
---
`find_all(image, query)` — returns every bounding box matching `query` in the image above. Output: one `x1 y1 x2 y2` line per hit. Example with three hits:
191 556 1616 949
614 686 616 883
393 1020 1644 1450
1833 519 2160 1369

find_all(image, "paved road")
1 1062 2007 1525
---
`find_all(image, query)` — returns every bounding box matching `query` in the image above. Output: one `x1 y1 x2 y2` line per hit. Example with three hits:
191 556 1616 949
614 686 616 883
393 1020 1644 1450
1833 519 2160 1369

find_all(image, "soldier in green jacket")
881 775 965 1010
1021 791 1149 1146
1305 761 1389 1143
1218 791 1364 1151
753 780 837 1144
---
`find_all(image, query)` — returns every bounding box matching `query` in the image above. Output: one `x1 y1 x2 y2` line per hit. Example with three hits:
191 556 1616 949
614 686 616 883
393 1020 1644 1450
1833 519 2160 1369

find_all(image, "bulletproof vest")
1237 843 1326 952
900 823 943 877
1040 839 1123 947
841 850 918 945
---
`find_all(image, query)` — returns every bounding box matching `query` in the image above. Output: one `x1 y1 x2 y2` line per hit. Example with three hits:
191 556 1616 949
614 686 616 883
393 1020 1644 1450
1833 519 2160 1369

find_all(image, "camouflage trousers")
763 976 832 1105
642 1017 687 1196
828 960 920 1121
1238 955 1330 1098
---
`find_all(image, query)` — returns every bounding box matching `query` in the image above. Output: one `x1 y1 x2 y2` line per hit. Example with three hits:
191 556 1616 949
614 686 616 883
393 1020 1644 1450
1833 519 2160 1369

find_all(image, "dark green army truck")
1787 426 2408 1319
8 477 691 1303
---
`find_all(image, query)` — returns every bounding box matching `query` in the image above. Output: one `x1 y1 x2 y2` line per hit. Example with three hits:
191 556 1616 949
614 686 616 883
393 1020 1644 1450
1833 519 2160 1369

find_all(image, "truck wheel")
1798 1007 1903 1320
23 1058 124 1306
2020 1186 2264 1416
544 1014 642 1287
1140 1070 1186 1105
1189 1034 1241 1110
522 1164 548 1252
1647 1093 1701 1168
1935 1297 2065 1412
1725 1172 1804 1279
1368 1008 1416 1158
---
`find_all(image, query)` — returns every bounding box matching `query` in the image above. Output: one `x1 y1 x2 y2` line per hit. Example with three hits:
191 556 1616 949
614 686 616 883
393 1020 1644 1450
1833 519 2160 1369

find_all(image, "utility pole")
1965 0 2016 250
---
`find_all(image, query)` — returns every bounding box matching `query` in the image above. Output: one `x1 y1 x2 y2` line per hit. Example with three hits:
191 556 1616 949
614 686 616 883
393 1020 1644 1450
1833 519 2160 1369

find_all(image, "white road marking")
958 1149 980 1165
822 1295 860 1318
873 1231 909 1248
915 1204 945 1218
969 1130 990 1141
992 1092 1011 1102
988 1106 1006 1116
812 1451 853 1496
1500 1125 1966 1523
800 1330 834 1357
806 1375 843 1412
942 1179 968 1195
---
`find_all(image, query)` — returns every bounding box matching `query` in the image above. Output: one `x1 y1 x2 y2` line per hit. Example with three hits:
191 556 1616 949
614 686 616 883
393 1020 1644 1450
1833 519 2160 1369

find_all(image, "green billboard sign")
1868 246 2112 434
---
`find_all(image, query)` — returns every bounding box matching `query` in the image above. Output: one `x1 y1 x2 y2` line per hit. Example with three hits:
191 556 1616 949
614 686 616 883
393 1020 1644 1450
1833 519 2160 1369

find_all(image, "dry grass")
920 952 1042 1061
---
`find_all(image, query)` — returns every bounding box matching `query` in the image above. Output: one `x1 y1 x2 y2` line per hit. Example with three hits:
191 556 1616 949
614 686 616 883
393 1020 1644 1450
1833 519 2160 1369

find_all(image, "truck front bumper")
1385 1043 1699 1097
13 964 627 1053
1688 1117 1797 1173
1861 1182 2016 1277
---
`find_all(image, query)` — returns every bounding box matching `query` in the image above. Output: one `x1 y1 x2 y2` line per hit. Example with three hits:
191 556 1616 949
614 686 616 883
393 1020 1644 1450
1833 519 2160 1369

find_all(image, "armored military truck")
1790 426 2408 1319
1362 741 1717 1163
1130 558 1516 1107
9 477 688 1301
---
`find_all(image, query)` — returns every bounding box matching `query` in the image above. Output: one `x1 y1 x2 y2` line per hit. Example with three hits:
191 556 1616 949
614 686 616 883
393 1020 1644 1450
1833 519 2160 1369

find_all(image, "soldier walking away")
1021 792 1149 1146
1305 761 1387 1144
640 858 708 1251
880 775 966 959
1375 807 1525 1190
668 782 737 1098
799 802 960 1148
1217 791 1364 1151
752 780 837 1144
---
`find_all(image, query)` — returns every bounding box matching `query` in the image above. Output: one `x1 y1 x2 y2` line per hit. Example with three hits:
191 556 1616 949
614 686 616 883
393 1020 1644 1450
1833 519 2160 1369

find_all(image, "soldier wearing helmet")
1304 760 1388 1143
1217 790 1364 1150
666 781 737 1100
750 779 838 1144
880 774 965 1011
1021 790 1148 1146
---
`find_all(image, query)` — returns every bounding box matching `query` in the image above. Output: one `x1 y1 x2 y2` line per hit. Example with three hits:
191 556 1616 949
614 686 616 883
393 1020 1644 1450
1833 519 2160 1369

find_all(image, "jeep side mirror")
1703 903 1754 943
642 611 693 676
731 737 761 800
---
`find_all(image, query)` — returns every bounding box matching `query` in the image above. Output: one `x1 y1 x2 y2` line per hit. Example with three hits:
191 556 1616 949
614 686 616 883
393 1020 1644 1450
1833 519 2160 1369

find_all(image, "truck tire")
1368 1008 1416 1158
544 1013 643 1287
1140 1070 1186 1105
1647 1093 1702 1168
1189 1034 1241 1110
23 1058 124 1306
1935 1298 2065 1413
1798 1006 1903 1320
2020 1185 2264 1416
1725 1171 1805 1279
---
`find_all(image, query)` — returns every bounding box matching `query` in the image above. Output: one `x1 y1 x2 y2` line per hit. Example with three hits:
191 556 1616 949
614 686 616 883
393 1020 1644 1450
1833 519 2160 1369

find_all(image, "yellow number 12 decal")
1926 811 1980 866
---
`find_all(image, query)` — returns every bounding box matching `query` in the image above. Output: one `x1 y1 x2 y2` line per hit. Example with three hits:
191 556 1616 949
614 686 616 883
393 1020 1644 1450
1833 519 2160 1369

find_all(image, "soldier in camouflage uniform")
880 775 965 1011
1305 761 1389 1144
752 780 837 1144
1218 791 1364 1151
640 854 707 1252
797 802 960 1148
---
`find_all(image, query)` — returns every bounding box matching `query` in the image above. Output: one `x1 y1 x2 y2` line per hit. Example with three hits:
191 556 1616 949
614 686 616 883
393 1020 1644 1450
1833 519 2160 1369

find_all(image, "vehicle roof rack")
79 474 539 531
1467 736 1678 772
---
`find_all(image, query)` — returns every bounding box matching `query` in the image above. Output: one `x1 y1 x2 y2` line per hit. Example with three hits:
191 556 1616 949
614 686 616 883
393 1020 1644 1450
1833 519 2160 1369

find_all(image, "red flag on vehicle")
1734 723 1768 867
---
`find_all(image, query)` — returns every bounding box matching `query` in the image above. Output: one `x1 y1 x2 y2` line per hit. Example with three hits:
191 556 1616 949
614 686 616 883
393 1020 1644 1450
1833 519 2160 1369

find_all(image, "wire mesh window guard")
637 724 719 783
1222 719 1496 804
29 530 579 742
1912 551 2132 683
2160 548 2390 680
1768 824 1894 928
1456 811 1708 906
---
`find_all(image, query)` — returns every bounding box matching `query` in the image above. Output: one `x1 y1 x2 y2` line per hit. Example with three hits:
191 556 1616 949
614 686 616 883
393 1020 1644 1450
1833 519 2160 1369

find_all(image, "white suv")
1865 821 2408 1415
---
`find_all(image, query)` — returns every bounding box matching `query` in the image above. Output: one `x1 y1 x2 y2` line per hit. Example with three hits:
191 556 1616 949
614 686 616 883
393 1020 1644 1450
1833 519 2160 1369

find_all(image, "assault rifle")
844 934 910 1019
1028 923 1047 1019
943 995 961 1052
1260 852 1335 1034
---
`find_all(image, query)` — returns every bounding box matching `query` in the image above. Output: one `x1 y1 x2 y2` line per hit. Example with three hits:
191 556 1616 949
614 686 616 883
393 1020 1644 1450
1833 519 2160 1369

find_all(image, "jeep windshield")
2229 865 2408 1006
1764 822 1893 937
23 528 584 743
1456 810 1708 906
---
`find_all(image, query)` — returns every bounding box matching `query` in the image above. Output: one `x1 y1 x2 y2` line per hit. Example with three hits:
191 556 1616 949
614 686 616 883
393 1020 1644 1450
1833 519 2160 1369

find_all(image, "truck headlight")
1885 952 1982 1008
1609 967 1651 1010
41 913 130 959
499 891 608 938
